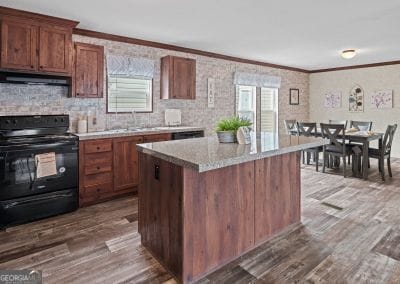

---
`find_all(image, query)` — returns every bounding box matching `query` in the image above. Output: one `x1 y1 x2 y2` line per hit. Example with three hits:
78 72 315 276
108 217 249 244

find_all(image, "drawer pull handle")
97 166 100 170
97 146 100 150
97 188 101 192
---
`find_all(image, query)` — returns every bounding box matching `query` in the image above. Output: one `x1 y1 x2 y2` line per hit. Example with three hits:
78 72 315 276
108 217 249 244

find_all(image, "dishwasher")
172 131 204 140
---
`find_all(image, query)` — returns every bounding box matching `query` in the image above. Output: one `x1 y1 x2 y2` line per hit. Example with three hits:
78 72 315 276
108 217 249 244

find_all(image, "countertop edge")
75 127 205 141
137 138 329 172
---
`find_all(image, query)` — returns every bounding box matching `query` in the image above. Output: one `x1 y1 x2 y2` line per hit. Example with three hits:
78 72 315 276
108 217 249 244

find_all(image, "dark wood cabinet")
38 26 72 74
79 133 172 206
161 55 196 100
0 17 38 71
79 139 114 207
113 136 143 192
0 8 78 75
73 42 104 98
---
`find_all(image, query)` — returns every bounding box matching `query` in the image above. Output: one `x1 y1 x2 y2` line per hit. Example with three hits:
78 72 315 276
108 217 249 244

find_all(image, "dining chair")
297 122 322 171
321 123 354 177
347 120 373 164
284 119 297 135
329 120 348 129
350 120 373 131
368 124 397 181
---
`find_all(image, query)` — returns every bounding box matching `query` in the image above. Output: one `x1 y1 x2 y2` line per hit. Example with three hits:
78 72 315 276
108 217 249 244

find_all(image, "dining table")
290 128 384 179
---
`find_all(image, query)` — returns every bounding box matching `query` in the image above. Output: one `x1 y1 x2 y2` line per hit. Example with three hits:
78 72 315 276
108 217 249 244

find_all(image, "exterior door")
113 136 143 191
38 26 71 74
0 18 38 71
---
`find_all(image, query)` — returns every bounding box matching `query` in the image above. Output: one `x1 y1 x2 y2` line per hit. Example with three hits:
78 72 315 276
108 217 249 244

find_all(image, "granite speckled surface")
76 126 204 140
137 133 328 172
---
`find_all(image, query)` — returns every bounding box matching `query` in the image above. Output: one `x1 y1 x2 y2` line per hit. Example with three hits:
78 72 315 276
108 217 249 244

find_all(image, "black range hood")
0 71 71 87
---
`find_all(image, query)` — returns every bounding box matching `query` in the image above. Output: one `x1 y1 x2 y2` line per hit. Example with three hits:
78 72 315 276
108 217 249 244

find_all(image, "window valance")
233 72 281 88
107 54 155 78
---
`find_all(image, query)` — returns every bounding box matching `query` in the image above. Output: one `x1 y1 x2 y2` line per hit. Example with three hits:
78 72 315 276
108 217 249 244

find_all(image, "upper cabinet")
161 55 196 100
38 26 72 74
72 42 104 98
0 7 78 76
0 18 38 71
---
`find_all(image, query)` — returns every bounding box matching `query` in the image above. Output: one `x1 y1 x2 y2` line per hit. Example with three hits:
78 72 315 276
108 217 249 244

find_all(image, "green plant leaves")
216 116 252 132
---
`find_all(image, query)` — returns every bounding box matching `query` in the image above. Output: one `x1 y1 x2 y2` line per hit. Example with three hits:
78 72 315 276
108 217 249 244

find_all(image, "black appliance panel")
172 131 204 140
0 140 78 201
0 188 77 228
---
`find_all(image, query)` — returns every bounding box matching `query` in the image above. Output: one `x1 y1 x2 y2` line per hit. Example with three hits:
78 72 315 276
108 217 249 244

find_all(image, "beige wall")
309 64 400 157
0 35 309 137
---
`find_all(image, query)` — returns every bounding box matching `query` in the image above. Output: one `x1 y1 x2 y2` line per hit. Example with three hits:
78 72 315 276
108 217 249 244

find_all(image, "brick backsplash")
0 35 309 136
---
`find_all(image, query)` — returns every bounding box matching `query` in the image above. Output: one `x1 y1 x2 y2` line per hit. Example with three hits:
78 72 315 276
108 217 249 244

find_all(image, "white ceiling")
1 0 400 71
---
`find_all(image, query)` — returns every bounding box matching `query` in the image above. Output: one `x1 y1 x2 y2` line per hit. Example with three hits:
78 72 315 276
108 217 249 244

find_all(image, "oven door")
0 141 78 200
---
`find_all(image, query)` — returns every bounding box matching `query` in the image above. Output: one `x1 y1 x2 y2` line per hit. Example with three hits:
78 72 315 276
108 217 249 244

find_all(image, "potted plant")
216 116 252 143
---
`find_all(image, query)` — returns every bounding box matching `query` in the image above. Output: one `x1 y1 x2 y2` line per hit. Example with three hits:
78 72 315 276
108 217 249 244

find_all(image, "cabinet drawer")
85 152 113 167
84 163 112 175
83 172 112 187
84 139 112 154
81 182 113 198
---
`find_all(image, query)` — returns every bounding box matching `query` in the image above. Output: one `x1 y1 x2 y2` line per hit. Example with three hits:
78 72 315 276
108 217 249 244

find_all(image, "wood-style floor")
1 159 400 283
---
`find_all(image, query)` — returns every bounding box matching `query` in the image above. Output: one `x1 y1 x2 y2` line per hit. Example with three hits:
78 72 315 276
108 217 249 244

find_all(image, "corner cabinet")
0 8 78 75
79 133 171 207
72 42 104 98
161 55 196 100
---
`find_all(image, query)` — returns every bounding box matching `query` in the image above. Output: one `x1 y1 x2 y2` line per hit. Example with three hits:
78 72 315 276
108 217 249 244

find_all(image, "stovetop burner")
0 115 77 148
0 133 78 146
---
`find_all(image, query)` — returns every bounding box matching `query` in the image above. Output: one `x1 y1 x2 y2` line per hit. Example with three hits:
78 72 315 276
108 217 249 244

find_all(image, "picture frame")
289 88 299 105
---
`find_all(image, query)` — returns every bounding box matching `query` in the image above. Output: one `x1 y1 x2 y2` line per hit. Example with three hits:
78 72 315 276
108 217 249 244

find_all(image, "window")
236 85 257 130
107 76 152 113
260 87 278 133
235 85 278 134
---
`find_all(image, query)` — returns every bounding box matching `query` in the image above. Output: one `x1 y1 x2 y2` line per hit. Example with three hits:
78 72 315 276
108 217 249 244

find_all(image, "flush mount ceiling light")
341 49 357 59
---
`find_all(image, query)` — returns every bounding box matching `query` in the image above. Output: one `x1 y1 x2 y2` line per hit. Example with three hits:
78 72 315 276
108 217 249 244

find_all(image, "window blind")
260 88 277 133
108 76 152 112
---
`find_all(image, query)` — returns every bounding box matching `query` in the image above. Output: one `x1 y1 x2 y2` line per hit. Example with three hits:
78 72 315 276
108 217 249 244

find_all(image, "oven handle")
3 192 74 209
9 141 78 152
0 152 5 182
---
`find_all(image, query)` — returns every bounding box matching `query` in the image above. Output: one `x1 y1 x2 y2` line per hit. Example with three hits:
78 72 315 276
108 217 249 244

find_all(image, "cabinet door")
113 136 143 191
0 18 37 71
74 42 104 98
38 26 72 74
172 57 196 99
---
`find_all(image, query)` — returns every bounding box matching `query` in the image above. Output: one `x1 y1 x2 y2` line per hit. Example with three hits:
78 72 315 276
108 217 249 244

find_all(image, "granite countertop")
75 126 205 140
136 133 328 172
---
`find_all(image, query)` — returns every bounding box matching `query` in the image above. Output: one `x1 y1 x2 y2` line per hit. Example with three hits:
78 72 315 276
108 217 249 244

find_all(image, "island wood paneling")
254 151 301 244
138 151 302 283
182 161 255 283
138 152 183 278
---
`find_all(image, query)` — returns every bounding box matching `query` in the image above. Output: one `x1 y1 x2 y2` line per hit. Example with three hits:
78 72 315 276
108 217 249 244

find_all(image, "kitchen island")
136 134 327 283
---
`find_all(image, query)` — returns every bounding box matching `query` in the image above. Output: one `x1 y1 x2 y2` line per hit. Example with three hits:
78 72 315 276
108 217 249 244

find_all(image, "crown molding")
73 28 309 73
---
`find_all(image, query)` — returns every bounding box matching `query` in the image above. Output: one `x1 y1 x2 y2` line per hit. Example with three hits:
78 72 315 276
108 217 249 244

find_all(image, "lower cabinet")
79 133 171 207
113 136 143 192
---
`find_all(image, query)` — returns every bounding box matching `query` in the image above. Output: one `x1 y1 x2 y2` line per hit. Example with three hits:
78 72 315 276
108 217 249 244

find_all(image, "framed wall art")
324 91 342 108
370 89 393 109
289 88 299 105
349 85 364 112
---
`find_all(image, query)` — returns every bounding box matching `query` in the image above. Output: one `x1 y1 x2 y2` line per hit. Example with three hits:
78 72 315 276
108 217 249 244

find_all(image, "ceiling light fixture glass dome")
341 49 357 59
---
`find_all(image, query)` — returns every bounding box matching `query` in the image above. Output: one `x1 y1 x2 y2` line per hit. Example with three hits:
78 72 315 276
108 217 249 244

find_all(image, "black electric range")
0 115 79 228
